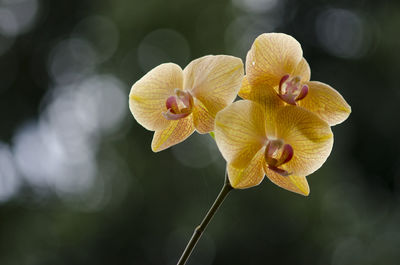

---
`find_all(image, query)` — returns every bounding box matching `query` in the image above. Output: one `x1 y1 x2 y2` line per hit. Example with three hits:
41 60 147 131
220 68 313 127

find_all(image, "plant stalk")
177 172 233 265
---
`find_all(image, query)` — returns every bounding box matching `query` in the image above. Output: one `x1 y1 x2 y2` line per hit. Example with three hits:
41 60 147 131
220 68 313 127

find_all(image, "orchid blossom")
214 99 333 195
239 33 351 126
129 55 243 152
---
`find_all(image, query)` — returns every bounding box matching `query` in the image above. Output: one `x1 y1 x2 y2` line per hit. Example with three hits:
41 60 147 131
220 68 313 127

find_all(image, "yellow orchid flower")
129 55 244 152
214 99 333 195
239 33 351 126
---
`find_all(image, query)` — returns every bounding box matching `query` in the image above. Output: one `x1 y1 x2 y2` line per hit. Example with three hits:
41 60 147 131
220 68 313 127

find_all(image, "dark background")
0 0 399 264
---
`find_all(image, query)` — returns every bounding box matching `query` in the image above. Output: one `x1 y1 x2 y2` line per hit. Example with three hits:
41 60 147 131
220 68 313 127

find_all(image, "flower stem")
177 172 233 265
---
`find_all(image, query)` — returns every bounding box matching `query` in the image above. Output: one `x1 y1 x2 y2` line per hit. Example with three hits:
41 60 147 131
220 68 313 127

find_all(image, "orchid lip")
265 139 294 176
278 75 309 105
162 109 191 120
268 166 291 176
296 85 309 101
163 89 194 121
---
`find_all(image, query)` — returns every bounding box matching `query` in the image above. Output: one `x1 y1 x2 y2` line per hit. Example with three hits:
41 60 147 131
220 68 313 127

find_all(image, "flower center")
264 139 293 176
162 89 194 120
278 75 308 105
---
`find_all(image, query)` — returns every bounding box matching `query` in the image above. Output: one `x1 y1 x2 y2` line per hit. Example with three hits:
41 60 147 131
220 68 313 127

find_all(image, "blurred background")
0 0 399 264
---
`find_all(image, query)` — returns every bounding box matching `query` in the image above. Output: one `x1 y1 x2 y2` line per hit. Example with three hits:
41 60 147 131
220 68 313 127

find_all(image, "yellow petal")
238 77 285 133
129 63 183 131
183 55 244 127
228 148 265 189
192 99 214 134
214 100 266 168
291 57 311 83
273 106 334 176
238 76 282 107
151 115 195 152
262 95 285 136
246 33 303 88
263 165 310 196
238 75 252 99
299 81 351 126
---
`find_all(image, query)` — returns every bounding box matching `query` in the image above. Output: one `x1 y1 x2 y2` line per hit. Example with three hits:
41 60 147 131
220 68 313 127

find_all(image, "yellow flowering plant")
128 33 350 265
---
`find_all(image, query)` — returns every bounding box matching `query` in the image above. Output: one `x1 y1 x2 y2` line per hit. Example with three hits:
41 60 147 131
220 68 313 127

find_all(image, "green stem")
177 172 233 265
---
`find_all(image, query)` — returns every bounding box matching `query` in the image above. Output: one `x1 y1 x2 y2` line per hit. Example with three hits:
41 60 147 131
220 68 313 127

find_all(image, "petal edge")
299 81 351 126
264 165 310 196
129 63 183 131
151 116 195 152
228 148 266 189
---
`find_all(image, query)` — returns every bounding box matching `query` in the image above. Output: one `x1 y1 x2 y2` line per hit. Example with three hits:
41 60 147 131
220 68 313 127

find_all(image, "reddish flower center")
264 139 293 176
278 75 308 105
163 89 194 120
